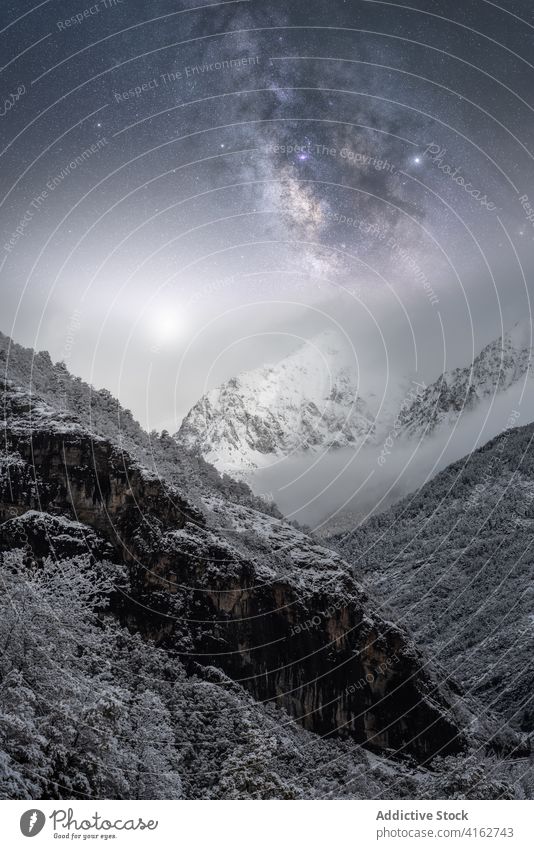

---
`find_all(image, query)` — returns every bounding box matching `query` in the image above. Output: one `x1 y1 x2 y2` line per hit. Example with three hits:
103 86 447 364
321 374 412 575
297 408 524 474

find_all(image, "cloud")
249 377 534 531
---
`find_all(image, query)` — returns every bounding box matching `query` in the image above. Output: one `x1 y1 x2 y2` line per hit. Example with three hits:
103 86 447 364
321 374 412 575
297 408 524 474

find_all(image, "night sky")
1 0 533 431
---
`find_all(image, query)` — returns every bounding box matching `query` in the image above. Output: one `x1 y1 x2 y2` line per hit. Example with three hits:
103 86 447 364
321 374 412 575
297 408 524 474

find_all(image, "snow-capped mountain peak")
176 319 533 484
176 330 375 474
398 320 533 437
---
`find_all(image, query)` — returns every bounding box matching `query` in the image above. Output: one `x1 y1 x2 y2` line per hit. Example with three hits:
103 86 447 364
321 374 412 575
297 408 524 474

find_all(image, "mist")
250 378 534 533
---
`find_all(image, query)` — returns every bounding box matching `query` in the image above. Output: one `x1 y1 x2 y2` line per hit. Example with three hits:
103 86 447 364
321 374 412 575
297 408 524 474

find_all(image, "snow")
175 321 534 502
1 329 531 801
399 321 533 437
176 329 376 476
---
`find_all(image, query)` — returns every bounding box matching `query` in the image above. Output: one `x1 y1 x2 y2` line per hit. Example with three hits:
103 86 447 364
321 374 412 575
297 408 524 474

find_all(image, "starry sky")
1 0 534 431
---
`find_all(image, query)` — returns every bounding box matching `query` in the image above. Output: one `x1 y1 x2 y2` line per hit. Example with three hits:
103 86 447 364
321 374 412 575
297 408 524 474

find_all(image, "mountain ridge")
334 419 534 734
175 322 533 486
1 329 531 799
3 330 502 801
176 329 376 475
398 321 533 437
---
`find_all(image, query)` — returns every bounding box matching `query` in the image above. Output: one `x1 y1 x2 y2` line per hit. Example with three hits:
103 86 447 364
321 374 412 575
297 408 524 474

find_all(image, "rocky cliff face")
0 373 465 762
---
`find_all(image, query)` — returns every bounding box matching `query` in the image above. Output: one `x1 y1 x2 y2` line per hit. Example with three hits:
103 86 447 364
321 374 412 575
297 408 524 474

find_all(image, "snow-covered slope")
175 321 533 488
334 421 534 733
1 331 530 799
2 330 501 800
398 321 533 437
176 330 375 475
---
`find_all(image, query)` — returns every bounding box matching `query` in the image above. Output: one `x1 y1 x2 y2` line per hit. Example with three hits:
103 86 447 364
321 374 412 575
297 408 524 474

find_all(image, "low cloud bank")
250 380 534 532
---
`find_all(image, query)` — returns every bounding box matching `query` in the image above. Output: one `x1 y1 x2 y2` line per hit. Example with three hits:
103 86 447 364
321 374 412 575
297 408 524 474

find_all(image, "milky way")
1 0 533 430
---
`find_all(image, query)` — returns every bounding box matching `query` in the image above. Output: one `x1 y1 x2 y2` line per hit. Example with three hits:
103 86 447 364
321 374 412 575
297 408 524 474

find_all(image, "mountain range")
1 329 532 799
397 320 533 437
176 322 533 489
